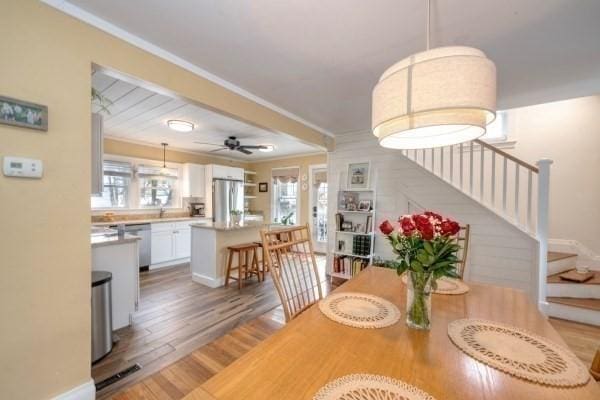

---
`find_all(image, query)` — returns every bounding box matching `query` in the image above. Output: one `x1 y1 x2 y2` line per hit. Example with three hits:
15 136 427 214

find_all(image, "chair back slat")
261 224 322 322
456 224 471 279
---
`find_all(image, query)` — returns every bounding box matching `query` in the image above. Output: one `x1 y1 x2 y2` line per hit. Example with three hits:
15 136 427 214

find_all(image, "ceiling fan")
193 136 269 155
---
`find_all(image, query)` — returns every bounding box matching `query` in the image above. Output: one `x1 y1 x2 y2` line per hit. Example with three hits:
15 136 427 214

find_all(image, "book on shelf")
332 255 369 277
365 215 372 233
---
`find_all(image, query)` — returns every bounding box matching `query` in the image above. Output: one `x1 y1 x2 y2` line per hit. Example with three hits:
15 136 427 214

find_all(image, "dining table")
184 267 600 399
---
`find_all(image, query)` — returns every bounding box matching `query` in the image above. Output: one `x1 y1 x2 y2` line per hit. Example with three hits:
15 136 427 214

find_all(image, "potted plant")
230 209 242 225
379 212 461 330
281 212 295 225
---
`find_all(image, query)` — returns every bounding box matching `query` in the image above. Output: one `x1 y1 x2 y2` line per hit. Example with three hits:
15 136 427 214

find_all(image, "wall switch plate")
3 156 43 178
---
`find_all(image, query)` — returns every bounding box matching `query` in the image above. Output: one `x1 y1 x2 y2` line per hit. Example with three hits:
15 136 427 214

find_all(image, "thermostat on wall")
3 156 43 179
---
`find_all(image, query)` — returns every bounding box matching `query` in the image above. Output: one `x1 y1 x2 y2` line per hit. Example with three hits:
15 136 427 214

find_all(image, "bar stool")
225 243 261 289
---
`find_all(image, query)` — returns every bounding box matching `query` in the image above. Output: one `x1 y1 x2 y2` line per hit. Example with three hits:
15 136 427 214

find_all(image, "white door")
173 228 191 259
151 230 174 264
309 164 328 253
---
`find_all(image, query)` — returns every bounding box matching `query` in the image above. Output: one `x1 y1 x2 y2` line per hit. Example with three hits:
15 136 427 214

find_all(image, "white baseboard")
149 257 190 270
192 272 224 288
52 379 95 400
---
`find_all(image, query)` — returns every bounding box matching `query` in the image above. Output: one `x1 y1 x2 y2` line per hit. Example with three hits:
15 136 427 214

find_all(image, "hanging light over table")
372 0 496 149
160 142 169 174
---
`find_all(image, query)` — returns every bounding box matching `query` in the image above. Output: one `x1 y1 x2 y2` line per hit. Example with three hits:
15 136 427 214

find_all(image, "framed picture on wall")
347 162 370 190
0 95 48 131
258 182 268 192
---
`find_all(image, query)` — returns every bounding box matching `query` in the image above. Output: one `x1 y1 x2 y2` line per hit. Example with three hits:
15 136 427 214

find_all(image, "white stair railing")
401 139 552 310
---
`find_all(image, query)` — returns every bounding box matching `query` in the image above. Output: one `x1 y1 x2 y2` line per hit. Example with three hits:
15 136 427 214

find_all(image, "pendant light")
160 143 169 174
372 0 496 149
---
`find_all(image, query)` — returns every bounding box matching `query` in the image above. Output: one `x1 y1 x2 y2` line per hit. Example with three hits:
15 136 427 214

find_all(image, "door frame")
308 164 328 253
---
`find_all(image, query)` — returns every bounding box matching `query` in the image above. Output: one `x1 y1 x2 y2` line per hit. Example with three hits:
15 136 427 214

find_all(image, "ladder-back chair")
260 224 323 322
456 224 471 280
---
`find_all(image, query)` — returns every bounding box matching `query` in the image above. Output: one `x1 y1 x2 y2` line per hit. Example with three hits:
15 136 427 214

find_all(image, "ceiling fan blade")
239 145 265 150
209 148 228 153
237 148 252 155
193 141 225 147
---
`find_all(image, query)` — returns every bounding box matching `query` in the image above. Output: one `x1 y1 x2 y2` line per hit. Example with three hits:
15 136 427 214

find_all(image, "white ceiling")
92 71 321 160
71 0 600 135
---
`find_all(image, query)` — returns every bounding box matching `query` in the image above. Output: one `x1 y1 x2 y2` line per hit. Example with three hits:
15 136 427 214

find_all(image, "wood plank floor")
94 256 328 399
99 264 600 399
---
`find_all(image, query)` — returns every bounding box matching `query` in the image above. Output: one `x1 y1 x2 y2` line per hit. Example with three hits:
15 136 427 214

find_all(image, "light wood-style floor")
99 264 600 399
94 256 328 399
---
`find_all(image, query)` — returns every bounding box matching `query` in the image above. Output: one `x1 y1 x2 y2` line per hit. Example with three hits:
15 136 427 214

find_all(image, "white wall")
328 132 539 298
502 95 600 256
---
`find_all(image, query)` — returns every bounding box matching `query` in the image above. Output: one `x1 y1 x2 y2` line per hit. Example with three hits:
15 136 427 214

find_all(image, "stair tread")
547 251 577 262
547 269 600 285
547 297 600 311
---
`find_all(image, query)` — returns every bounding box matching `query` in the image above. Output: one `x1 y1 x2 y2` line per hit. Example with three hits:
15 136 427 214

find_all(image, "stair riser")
547 257 577 276
547 302 600 326
547 284 600 299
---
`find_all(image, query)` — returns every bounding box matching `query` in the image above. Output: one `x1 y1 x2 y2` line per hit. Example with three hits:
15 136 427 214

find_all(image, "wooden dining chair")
455 224 471 280
260 224 323 322
591 348 600 381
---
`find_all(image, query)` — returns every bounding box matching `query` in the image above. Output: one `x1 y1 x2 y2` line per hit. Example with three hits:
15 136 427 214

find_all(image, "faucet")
159 207 166 218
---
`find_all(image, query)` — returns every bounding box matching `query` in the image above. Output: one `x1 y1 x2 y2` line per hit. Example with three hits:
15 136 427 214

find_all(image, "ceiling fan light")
167 119 194 132
372 46 496 149
259 144 274 152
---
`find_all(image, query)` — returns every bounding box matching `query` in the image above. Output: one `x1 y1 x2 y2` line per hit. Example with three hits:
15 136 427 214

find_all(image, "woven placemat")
314 374 435 400
318 292 401 329
401 275 469 295
448 318 590 387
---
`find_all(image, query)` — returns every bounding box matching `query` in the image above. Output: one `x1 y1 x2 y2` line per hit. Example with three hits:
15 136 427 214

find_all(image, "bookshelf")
330 188 376 280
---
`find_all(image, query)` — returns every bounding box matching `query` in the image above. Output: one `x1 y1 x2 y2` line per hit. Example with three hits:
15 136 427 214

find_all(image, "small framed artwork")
258 182 268 192
358 200 372 211
0 95 48 131
347 162 370 190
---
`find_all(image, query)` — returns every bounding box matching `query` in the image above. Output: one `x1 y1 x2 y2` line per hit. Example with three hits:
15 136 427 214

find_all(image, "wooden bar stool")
225 243 261 289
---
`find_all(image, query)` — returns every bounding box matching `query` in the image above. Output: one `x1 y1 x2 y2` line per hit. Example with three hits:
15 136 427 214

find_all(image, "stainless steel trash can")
91 271 113 363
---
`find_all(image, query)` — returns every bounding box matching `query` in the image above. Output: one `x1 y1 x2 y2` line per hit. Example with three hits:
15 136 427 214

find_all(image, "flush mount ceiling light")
167 119 194 132
372 0 496 149
258 144 274 152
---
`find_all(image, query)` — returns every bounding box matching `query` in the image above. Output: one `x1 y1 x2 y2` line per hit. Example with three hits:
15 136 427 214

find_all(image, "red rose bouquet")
379 211 461 329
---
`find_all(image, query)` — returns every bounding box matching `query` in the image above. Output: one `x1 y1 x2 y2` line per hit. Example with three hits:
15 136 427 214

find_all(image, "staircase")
546 251 600 326
401 139 553 310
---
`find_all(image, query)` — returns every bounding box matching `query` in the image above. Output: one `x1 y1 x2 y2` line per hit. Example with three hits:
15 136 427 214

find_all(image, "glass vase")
406 271 433 330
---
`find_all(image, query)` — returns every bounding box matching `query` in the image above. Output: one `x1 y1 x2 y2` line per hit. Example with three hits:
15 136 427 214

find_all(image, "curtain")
272 167 299 184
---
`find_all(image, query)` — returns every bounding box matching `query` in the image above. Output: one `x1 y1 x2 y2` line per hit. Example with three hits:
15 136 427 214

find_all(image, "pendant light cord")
426 0 431 50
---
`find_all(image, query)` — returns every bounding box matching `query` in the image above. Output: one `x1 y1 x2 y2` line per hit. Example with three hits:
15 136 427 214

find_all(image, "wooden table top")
188 267 599 400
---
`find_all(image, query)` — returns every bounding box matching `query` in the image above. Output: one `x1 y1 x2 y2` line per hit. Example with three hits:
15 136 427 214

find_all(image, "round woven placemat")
401 275 469 295
448 318 590 387
313 374 435 400
318 292 401 329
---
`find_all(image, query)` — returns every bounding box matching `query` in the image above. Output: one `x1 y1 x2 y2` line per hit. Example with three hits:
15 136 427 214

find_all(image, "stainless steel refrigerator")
212 178 244 223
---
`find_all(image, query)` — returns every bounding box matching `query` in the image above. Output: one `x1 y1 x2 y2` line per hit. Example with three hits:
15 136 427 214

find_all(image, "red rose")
379 220 394 235
414 214 435 240
440 219 460 236
399 216 416 236
424 211 442 222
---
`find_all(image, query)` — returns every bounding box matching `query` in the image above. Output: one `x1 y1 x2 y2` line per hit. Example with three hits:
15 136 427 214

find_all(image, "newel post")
536 159 553 314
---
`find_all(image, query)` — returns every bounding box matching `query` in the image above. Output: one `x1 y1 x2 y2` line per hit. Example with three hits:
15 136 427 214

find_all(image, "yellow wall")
105 138 248 168
248 154 328 225
0 2 331 399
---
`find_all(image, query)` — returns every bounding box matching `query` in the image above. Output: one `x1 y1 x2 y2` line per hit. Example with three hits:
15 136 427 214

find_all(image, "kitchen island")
190 221 267 288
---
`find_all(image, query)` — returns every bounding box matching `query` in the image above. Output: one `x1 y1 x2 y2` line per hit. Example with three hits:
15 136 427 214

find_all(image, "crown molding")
41 0 335 139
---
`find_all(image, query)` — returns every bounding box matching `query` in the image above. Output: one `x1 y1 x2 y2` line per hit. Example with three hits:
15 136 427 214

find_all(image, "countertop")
91 233 141 248
92 216 208 227
190 221 268 231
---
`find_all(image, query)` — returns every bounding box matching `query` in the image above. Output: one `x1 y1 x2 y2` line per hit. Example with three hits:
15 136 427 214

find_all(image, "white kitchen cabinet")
182 163 205 198
151 230 174 264
209 164 244 180
150 221 192 267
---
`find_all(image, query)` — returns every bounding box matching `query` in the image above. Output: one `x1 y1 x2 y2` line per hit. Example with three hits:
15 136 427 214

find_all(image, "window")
137 165 179 208
271 167 299 224
91 158 181 210
91 160 132 209
481 111 507 142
